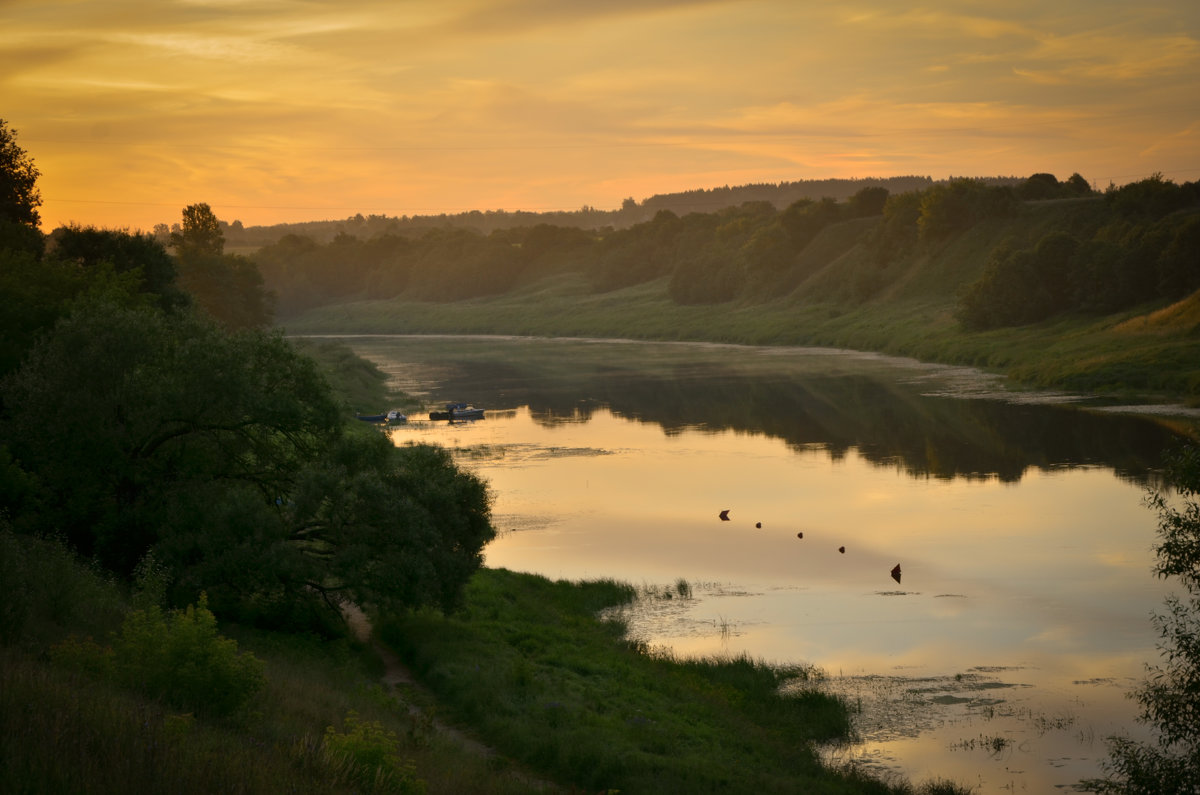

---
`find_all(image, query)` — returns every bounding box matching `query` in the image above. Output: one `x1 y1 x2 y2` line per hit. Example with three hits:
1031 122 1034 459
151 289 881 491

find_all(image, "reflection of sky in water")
391 406 1167 793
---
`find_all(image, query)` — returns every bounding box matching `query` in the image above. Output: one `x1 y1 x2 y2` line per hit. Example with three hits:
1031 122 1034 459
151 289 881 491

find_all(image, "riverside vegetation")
269 173 1200 403
1 119 968 793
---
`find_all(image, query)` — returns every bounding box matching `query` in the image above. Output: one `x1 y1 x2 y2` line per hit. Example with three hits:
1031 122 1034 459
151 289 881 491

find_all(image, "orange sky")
5 0 1199 232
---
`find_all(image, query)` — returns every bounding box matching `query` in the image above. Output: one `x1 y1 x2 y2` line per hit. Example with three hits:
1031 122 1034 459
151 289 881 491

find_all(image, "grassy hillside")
281 200 1200 403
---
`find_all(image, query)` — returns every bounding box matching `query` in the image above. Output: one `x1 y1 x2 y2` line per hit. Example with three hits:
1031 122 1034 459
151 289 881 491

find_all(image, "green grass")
0 531 542 795
376 567 967 795
279 208 1200 405
1 531 971 794
283 279 1200 405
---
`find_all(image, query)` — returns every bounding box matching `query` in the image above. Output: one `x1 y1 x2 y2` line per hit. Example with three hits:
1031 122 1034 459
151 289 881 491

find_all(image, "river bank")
280 274 1200 408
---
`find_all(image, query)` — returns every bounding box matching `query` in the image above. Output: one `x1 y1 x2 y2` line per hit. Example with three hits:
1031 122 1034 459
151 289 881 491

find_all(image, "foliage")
957 177 1200 329
1090 445 1200 793
1016 172 1093 201
0 528 127 648
324 711 425 794
50 224 189 310
50 593 265 717
170 202 225 258
2 298 494 624
378 567 955 794
0 118 41 228
2 301 340 574
170 203 274 328
917 178 1019 242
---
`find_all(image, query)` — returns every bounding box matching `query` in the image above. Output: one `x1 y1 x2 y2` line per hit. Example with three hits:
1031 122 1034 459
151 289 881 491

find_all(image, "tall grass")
377 568 968 794
0 532 548 795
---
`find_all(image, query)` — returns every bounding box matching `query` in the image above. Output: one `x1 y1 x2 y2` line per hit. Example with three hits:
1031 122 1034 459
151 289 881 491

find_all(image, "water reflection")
333 336 1193 794
345 335 1193 483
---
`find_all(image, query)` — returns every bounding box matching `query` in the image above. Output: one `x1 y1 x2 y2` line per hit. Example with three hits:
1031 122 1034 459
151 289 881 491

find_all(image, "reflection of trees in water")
376 345 1189 483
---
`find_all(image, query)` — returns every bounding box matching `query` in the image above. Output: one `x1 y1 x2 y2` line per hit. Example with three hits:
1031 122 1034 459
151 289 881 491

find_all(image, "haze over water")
343 335 1192 793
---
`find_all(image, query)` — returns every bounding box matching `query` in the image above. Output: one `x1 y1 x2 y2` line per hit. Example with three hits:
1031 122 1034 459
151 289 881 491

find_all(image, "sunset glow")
6 0 1199 231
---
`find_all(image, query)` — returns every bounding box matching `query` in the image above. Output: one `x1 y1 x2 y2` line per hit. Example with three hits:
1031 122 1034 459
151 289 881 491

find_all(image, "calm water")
338 334 1197 794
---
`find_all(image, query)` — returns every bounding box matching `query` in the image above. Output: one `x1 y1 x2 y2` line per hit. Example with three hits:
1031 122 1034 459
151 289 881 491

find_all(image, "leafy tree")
780 197 840 251
170 202 224 258
917 179 1017 242
169 203 273 327
1156 214 1200 300
1016 172 1061 200
50 225 187 310
846 186 890 218
0 118 41 229
2 299 494 623
1091 445 1200 793
2 301 340 574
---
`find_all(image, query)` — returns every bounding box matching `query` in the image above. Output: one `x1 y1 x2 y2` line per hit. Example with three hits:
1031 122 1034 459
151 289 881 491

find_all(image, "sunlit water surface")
337 335 1192 793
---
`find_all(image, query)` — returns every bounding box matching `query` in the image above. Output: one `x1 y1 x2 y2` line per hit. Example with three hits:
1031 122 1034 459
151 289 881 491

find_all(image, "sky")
4 0 1199 232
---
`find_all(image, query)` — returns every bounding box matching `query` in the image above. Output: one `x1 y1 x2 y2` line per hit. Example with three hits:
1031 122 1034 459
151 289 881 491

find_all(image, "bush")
51 593 264 718
324 710 425 794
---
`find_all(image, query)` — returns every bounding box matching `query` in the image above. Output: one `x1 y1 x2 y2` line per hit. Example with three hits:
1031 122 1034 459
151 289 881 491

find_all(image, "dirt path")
341 604 557 789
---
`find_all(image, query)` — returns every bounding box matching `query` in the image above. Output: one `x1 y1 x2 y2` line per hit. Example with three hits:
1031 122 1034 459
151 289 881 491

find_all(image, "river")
335 334 1198 793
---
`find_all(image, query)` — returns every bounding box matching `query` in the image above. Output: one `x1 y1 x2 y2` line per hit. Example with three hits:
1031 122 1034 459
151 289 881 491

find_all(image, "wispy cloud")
5 0 1197 230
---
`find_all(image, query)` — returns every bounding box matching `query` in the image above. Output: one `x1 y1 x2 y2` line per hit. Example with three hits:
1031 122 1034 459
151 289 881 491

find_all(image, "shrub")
51 593 264 718
323 710 425 794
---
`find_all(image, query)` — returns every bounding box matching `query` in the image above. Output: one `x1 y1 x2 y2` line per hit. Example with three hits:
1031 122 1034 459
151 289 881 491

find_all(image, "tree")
2 299 494 623
1090 445 1200 793
846 186 890 218
50 225 187 310
0 119 41 229
169 202 224 258
168 203 273 328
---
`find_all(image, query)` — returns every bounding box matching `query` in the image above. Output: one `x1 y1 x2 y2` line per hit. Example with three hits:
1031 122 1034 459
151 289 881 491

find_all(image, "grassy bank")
2 531 966 794
377 568 963 795
279 199 1200 405
282 275 1200 404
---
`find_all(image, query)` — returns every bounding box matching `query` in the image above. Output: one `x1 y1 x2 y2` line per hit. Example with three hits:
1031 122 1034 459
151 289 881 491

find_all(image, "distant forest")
240 172 1199 332
213 176 993 247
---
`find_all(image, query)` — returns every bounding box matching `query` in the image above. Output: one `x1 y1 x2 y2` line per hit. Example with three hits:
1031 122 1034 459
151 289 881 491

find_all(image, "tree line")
248 170 1198 330
0 119 494 633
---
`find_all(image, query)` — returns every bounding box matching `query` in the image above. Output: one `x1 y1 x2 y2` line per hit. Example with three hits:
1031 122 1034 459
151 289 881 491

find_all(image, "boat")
355 412 388 423
429 402 485 421
356 409 408 423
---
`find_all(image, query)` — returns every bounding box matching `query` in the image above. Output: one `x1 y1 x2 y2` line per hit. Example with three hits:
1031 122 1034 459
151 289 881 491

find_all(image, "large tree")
0 118 41 229
169 203 273 328
2 300 493 624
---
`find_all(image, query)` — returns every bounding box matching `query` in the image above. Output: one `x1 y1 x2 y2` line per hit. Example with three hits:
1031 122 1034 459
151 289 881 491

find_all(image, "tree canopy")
0 130 496 630
0 118 41 229
2 299 494 626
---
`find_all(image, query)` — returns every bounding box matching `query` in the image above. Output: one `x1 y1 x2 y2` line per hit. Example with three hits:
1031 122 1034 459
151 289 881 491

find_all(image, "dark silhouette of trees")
2 300 494 625
0 119 41 230
957 176 1200 329
169 203 273 328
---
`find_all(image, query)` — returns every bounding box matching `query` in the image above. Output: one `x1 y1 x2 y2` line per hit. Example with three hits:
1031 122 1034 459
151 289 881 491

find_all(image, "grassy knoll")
378 567 964 795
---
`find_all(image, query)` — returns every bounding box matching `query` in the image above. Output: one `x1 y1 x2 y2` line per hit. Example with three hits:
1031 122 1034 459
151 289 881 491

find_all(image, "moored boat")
429 402 485 421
